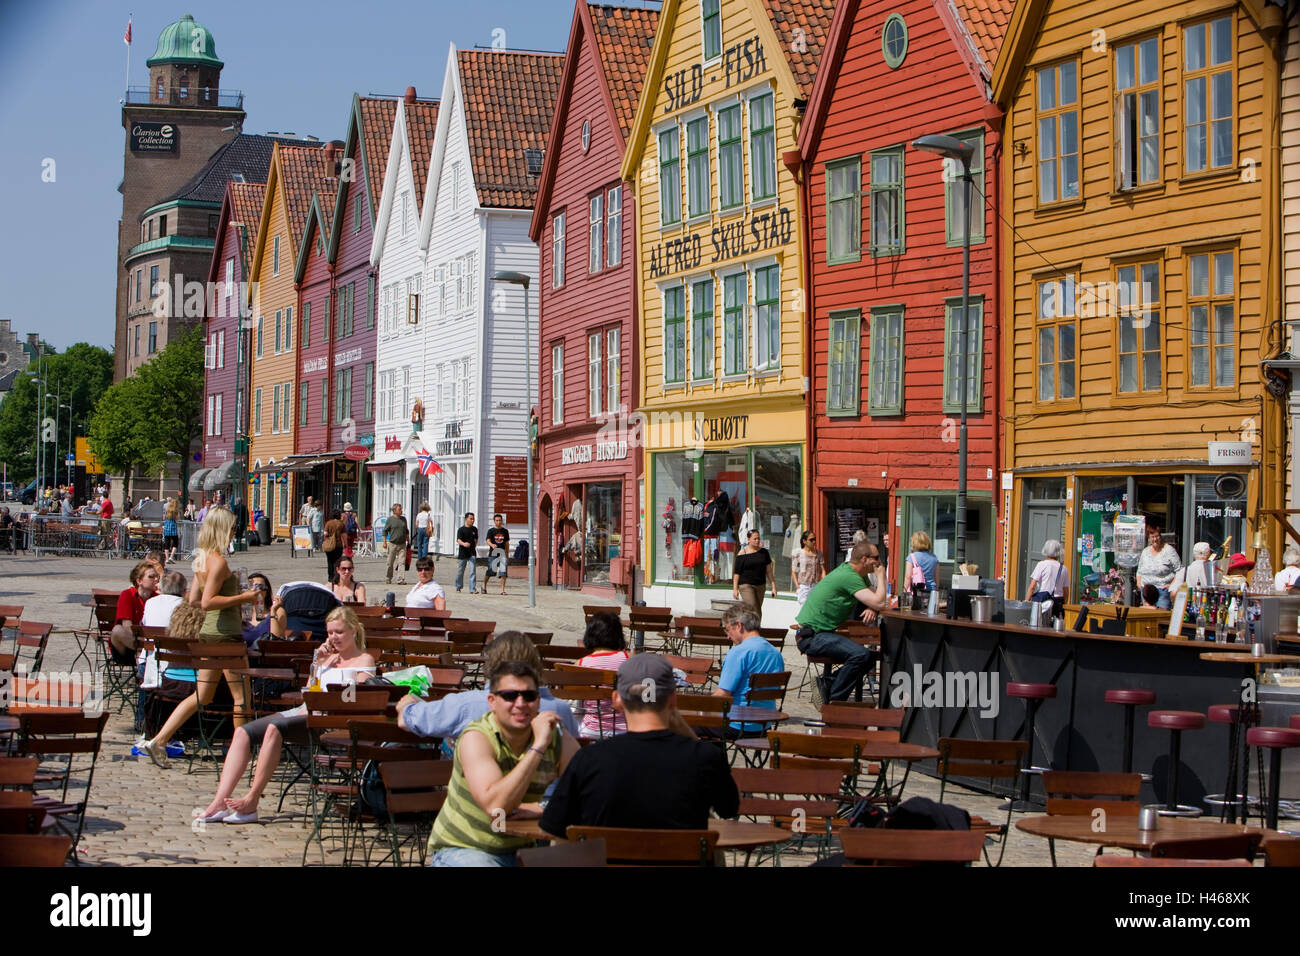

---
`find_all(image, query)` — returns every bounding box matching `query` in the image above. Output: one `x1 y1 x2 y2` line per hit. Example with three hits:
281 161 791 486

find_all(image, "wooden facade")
993 0 1288 597
799 0 1009 587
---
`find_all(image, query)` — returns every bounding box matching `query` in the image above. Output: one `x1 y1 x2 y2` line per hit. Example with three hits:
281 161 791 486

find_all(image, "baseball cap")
616 654 676 702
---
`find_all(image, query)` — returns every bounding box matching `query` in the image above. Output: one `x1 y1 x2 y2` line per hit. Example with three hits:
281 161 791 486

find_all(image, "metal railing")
19 515 198 559
124 86 244 109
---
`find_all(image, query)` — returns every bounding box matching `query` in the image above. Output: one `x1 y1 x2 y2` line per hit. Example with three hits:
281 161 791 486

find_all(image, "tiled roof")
228 181 266 228
405 100 441 206
356 97 400 219
761 0 836 100
949 0 1013 71
278 145 337 249
457 49 564 208
165 133 310 205
588 4 659 143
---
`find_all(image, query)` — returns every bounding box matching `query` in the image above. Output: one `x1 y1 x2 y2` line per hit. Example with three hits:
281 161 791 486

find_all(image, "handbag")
322 531 338 551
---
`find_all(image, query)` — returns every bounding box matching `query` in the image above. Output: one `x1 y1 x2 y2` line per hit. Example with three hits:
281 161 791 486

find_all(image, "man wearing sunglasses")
428 660 579 867
794 540 888 702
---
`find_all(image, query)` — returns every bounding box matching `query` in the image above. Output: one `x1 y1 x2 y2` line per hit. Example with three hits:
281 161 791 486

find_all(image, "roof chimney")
405 86 417 104
324 142 336 167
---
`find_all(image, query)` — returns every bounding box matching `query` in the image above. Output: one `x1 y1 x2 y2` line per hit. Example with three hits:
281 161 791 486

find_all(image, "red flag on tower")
124 18 132 45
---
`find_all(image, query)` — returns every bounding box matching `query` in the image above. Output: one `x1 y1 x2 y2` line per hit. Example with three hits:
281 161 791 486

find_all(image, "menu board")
494 456 529 524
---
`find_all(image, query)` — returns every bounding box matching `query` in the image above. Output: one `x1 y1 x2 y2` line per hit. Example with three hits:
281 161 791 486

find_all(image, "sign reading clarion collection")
494 456 529 525
130 122 179 153
646 206 793 278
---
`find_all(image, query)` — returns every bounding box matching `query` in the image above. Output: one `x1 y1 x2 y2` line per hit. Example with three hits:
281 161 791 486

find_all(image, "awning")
277 461 316 473
205 459 237 490
248 463 278 475
188 468 212 492
367 461 404 473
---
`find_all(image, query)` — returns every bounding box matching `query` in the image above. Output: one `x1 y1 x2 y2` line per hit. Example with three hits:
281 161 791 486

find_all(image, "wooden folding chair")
937 737 1028 867
405 607 454 632
1150 832 1263 861
1094 855 1251 867
518 837 607 867
378 757 455 866
0 833 72 866
12 621 53 673
664 654 717 689
747 671 791 710
768 732 861 793
523 631 553 645
350 605 387 618
184 642 257 771
17 711 110 858
340 719 440 866
628 607 674 652
1042 770 1142 866
840 829 986 866
0 756 39 790
545 667 616 738
676 616 729 661
820 702 904 733
676 692 733 736
732 766 845 861
759 627 788 650
0 804 46 834
582 605 611 623
540 645 588 663
567 826 719 865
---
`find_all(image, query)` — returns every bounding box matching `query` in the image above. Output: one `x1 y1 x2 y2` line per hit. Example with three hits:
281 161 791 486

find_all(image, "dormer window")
525 149 544 177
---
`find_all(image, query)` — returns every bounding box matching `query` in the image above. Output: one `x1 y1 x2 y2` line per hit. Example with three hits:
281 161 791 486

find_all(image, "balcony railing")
124 86 244 109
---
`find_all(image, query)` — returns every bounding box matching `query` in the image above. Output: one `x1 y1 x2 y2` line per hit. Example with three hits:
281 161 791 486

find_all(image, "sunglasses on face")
339 566 353 571
493 689 539 703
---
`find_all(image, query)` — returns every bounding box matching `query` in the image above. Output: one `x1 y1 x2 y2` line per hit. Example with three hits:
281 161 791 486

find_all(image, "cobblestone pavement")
2 546 1105 866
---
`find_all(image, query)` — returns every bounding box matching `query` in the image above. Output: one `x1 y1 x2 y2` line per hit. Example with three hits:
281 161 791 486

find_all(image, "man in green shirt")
383 503 410 585
794 541 889 701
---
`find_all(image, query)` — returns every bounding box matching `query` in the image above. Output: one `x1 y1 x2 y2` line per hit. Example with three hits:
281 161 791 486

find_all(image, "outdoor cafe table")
1015 814 1260 852
727 706 788 727
502 816 789 852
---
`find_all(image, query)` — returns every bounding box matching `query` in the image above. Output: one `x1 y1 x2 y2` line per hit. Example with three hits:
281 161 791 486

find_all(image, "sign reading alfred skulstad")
130 122 179 153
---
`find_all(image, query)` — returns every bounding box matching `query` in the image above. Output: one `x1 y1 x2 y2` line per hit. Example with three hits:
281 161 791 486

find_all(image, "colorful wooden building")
621 0 834 623
798 0 1010 588
530 1 658 597
993 0 1289 597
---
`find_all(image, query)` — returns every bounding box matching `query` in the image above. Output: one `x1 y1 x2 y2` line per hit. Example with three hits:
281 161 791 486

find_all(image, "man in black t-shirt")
481 514 510 595
454 512 479 593
539 655 739 837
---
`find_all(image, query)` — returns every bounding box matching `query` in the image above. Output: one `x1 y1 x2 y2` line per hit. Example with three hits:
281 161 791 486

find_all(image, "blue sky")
0 1 619 352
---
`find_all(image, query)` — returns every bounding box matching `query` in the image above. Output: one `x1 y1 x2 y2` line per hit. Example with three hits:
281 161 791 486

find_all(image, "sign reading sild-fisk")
131 122 179 154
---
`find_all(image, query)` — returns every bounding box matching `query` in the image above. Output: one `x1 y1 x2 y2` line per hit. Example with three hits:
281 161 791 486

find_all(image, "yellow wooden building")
993 0 1289 598
621 0 833 619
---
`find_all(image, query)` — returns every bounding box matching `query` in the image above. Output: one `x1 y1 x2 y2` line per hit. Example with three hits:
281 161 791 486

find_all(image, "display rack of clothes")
681 496 704 568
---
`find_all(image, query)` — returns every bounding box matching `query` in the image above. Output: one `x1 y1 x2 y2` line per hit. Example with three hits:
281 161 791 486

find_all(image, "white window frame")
552 211 566 287
589 194 603 273
551 344 564 425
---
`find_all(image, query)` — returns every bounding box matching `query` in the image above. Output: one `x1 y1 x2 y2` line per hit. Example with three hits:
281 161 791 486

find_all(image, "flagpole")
123 16 132 99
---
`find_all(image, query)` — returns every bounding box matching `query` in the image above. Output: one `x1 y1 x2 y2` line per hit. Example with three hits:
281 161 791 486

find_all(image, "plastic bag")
382 665 433 697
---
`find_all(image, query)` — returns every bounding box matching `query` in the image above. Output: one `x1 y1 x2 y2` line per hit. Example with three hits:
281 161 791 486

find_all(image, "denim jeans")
429 846 517 867
796 630 876 701
415 528 429 559
456 556 477 592
1156 587 1172 610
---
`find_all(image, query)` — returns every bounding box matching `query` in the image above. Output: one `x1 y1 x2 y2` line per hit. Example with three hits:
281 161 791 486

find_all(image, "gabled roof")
295 189 339 284
228 181 266 230
164 133 304 206
356 96 400 224
405 100 441 202
949 0 1014 73
278 144 334 247
456 48 564 209
531 2 658 242
206 180 266 302
759 0 836 100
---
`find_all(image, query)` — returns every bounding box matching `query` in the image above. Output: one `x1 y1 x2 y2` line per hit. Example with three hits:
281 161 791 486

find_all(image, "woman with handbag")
321 510 345 583
1025 538 1069 618
904 531 939 606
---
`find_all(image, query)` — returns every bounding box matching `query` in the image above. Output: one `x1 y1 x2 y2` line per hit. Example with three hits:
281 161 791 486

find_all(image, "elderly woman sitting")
1275 547 1300 592
1184 542 1219 589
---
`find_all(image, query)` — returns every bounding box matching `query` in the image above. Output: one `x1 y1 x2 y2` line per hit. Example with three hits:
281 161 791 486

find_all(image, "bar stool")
1246 726 1300 831
1104 688 1155 774
1205 704 1257 823
1006 682 1056 810
1147 710 1206 816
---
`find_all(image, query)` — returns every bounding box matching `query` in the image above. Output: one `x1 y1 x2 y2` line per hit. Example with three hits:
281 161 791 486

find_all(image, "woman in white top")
405 556 447 610
1184 542 1219 590
195 606 374 824
415 502 432 559
1135 521 1182 610
1275 547 1300 592
1025 539 1069 601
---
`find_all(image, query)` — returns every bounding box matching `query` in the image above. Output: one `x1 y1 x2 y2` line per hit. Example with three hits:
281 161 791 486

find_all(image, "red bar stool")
1246 726 1300 831
1104 688 1155 775
1205 704 1257 823
1006 682 1057 810
1148 710 1206 817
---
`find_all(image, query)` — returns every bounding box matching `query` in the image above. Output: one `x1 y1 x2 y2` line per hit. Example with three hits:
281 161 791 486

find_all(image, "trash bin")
256 515 271 546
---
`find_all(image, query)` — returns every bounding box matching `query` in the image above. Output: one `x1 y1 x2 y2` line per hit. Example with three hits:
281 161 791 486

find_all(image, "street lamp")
60 404 72 486
913 133 974 567
46 390 59 493
490 270 536 608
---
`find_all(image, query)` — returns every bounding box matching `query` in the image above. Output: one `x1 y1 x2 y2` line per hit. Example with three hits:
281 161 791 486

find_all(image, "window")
133 325 139 357
224 258 234 299
1117 261 1162 393
322 293 330 342
1188 250 1235 388
150 265 159 296
451 163 463 213
254 387 263 435
213 394 222 436
589 332 603 417
206 395 214 436
158 216 167 238
299 381 309 427
825 157 861 265
870 148 904 255
234 391 243 438
701 0 721 61
354 191 363 232
401 366 411 421
749 93 776 201
1036 276 1077 402
686 117 710 219
148 322 157 354
717 104 743 210
366 277 375 330
691 278 715 381
1184 17 1233 174
282 380 291 434
1116 37 1160 189
606 328 620 412
882 13 908 69
659 128 682 227
401 192 410 235
217 330 225 368
868 306 904 415
827 310 861 416
279 475 289 527
1037 60 1081 203
457 360 471 415
364 362 374 419
552 344 564 424
439 363 452 416
606 186 621 267
552 212 566 287
273 235 280 275
943 297 984 413
754 264 781 371
944 131 985 245
336 367 353 423
302 301 311 349
135 269 142 302
379 370 392 421
272 384 281 433
320 377 328 425
722 273 747 376
589 194 603 273
664 286 686 384
256 315 264 357
274 309 283 353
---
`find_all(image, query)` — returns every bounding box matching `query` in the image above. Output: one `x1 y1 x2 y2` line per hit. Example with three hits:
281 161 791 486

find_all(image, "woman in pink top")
575 612 629 739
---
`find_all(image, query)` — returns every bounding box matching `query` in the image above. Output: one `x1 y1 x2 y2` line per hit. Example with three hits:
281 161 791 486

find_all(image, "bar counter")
879 609 1267 807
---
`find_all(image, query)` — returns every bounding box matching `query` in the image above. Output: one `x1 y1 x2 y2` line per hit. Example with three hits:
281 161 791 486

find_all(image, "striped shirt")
428 712 560 856
576 650 629 738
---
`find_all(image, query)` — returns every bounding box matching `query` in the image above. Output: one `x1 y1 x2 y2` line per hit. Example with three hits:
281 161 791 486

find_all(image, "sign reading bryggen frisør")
130 122 179 154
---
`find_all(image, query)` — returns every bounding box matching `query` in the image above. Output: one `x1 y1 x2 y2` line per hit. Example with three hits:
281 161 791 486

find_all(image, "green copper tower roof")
146 14 224 69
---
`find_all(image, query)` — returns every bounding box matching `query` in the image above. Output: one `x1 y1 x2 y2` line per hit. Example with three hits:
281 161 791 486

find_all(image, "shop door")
1022 507 1065 589
539 495 552 587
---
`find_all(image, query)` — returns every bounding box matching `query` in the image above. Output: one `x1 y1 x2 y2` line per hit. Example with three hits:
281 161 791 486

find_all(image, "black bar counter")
879 609 1270 808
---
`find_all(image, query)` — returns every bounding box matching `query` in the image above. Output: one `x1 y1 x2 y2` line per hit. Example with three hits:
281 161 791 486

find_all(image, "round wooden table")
1016 814 1256 851
503 817 789 851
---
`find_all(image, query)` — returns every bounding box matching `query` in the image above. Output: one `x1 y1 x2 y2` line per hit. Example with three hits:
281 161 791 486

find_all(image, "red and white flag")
124 18 132 45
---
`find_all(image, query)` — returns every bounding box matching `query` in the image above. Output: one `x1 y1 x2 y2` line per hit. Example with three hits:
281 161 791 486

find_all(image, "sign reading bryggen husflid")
130 122 179 153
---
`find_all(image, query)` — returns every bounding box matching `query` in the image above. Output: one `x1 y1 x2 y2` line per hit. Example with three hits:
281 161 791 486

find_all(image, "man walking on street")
455 512 478 594
482 514 509 595
384 503 410 585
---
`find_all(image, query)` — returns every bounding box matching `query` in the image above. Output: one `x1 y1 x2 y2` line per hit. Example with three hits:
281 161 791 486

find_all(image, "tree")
86 375 148 491
132 326 204 494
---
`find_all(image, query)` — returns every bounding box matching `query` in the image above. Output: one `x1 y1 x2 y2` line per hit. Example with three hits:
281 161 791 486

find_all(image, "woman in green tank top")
138 506 261 769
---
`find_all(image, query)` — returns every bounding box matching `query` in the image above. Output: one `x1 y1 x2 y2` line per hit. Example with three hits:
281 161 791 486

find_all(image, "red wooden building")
798 0 1011 587
529 2 658 597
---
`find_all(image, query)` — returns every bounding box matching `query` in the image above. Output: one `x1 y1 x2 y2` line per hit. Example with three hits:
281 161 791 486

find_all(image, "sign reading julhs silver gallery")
561 441 629 465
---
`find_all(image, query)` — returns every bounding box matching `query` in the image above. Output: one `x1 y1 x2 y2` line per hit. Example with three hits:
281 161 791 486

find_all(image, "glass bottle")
1195 595 1207 642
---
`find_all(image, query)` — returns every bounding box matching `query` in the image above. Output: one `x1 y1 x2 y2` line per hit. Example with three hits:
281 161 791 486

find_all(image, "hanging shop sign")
333 460 358 484
1207 442 1252 466
344 445 370 462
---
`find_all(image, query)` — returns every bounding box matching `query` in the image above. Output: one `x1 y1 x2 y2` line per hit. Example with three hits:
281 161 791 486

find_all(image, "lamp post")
913 133 974 567
60 404 72 486
490 270 536 608
46 388 60 495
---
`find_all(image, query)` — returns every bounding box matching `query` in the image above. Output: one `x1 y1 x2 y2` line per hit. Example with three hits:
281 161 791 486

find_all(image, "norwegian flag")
416 447 443 477
124 18 132 45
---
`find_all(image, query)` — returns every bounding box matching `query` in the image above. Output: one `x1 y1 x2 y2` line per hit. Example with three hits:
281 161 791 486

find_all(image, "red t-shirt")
116 588 145 625
100 499 114 520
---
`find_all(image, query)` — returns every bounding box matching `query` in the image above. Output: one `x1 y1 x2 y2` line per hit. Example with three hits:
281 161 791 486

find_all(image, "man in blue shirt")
710 603 785 738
